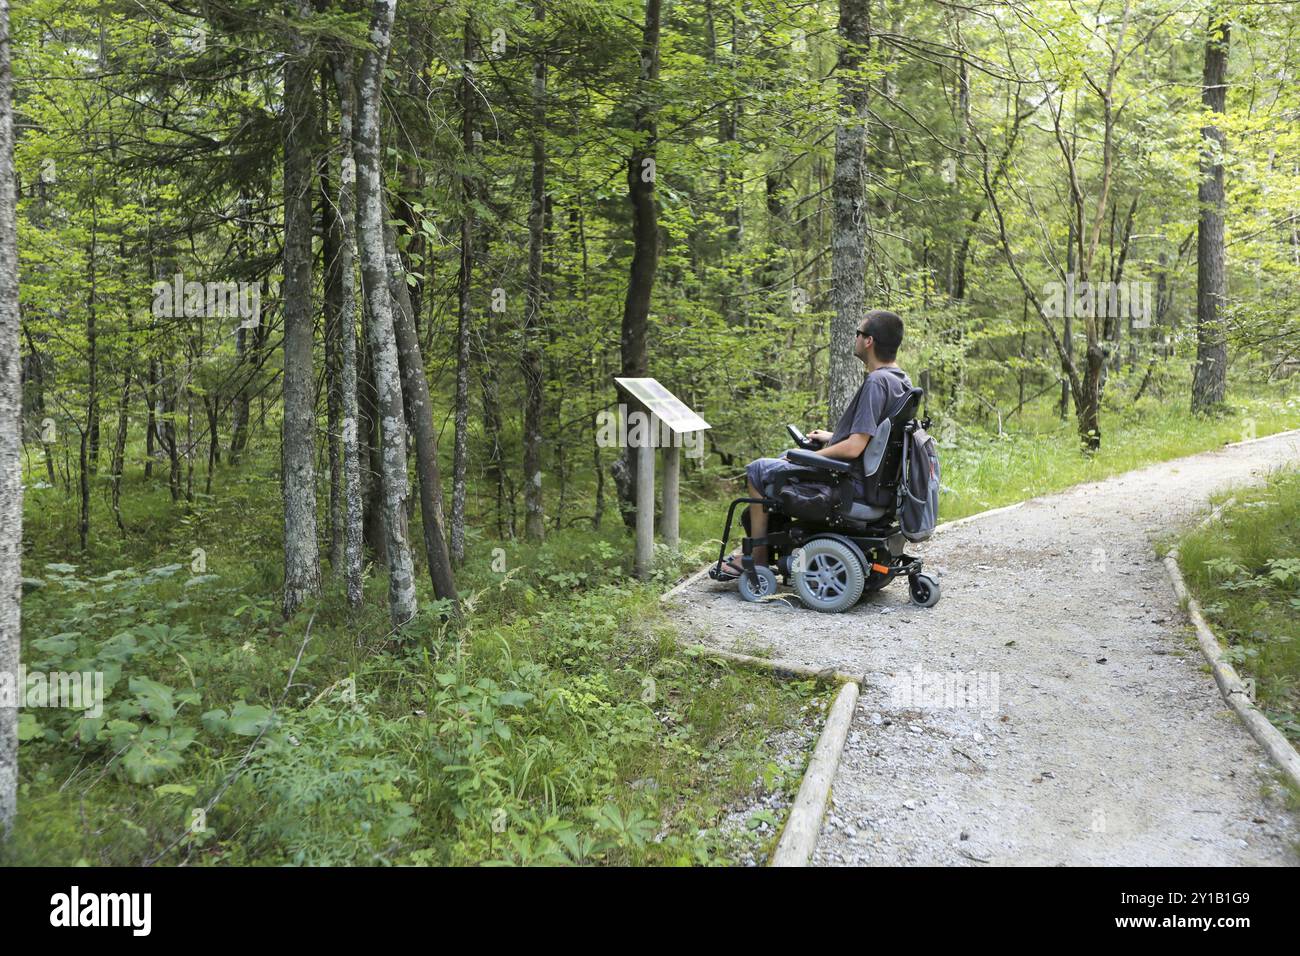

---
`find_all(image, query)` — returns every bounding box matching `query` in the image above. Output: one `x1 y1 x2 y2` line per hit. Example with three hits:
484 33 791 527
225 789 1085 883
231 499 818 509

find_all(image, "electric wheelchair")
708 386 940 613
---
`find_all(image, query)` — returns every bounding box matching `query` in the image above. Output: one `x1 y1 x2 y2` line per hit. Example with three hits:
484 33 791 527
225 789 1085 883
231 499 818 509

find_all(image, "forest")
0 0 1298 868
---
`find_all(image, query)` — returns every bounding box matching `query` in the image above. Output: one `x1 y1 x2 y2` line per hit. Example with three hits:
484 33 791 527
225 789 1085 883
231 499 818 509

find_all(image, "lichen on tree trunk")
353 0 416 626
281 0 322 617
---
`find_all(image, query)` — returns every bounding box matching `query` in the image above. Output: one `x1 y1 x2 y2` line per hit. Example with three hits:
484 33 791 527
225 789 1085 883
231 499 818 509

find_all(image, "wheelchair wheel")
909 572 940 608
792 538 865 613
737 565 778 602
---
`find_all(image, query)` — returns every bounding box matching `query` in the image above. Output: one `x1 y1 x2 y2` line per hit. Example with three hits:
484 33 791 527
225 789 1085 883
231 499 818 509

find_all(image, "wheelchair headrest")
896 386 924 421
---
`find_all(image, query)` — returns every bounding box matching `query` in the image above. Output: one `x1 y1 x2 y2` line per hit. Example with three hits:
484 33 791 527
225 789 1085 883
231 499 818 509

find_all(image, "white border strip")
1164 502 1300 791
770 680 861 867
684 643 862 687
1220 426 1300 449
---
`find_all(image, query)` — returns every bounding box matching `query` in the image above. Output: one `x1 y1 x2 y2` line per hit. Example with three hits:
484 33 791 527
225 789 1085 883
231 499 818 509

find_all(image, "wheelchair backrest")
858 386 923 508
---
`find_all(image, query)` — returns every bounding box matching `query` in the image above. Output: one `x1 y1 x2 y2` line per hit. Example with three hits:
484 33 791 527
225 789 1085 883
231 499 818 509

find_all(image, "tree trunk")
320 95 344 574
477 303 510 539
828 0 871 422
228 324 250 464
163 375 180 501
0 0 21 836
385 217 459 611
110 367 129 533
281 0 323 616
705 0 742 325
203 393 218 495
614 0 661 527
354 0 416 626
331 53 365 608
78 427 90 551
85 228 99 477
228 188 253 465
522 0 547 542
450 17 475 566
144 357 157 477
1061 219 1076 419
1192 12 1229 414
1077 344 1104 449
358 315 387 565
183 353 194 504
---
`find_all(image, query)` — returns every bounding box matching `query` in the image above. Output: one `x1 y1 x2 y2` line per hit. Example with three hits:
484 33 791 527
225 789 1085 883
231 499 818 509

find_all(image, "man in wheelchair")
711 309 941 612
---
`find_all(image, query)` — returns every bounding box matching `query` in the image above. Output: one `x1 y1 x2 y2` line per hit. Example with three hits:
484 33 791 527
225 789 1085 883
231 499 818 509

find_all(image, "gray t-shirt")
829 366 912 485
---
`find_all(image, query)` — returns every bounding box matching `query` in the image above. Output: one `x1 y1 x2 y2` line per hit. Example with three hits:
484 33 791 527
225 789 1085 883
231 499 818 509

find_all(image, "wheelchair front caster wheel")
909 573 940 608
737 565 778 602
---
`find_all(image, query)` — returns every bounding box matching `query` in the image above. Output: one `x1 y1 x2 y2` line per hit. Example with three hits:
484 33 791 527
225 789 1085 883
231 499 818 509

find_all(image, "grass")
1177 468 1300 746
8 443 825 866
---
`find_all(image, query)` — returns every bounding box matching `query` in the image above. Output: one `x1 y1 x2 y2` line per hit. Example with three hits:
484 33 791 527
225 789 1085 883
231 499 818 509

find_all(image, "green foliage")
1179 469 1300 743
9 439 819 866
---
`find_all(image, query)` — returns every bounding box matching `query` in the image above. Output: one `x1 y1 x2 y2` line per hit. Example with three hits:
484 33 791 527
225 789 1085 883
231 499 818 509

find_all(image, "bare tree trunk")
281 0 323 616
23 330 55 485
85 228 99 477
163 373 180 501
78 425 90 551
522 0 546 542
228 325 250 464
947 48 969 299
358 317 387 565
450 17 475 566
354 0 416 626
331 53 365 608
183 352 194 504
828 0 871 422
320 90 344 574
705 0 742 325
614 0 661 527
228 188 253 465
203 394 217 495
477 308 510 539
144 357 157 477
0 0 21 836
110 368 129 533
1193 12 1229 413
1061 219 1076 419
385 218 459 611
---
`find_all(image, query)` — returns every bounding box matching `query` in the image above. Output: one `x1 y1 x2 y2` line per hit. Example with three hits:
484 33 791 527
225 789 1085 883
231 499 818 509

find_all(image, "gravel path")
667 429 1300 866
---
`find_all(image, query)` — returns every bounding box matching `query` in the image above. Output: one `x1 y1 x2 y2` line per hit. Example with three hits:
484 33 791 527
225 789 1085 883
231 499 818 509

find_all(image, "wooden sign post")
614 377 710 580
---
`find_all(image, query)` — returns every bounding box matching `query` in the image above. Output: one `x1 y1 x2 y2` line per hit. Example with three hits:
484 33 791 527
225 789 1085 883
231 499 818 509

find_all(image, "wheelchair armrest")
861 417 891 477
783 449 851 474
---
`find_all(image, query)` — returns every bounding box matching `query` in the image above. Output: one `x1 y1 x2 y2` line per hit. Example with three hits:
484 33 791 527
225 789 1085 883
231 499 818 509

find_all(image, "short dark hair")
863 310 904 361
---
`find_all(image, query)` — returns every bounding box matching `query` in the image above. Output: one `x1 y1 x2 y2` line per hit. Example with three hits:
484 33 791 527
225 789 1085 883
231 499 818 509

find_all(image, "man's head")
854 309 904 367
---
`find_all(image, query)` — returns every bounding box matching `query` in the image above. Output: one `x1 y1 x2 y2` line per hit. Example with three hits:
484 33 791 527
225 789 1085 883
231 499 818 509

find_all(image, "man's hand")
807 429 833 444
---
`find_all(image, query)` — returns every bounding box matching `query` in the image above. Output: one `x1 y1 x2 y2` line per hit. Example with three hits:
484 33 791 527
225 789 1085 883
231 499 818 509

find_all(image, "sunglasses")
855 328 872 339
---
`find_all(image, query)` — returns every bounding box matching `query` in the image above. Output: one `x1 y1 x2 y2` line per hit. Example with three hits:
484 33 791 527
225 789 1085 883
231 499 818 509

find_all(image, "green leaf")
228 702 273 736
200 708 229 734
121 725 196 784
17 712 43 742
129 676 177 723
33 632 80 657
